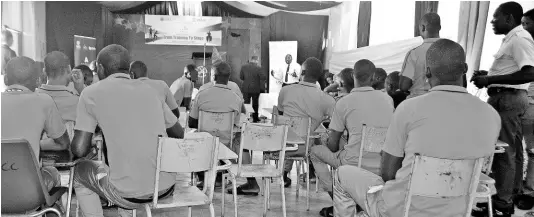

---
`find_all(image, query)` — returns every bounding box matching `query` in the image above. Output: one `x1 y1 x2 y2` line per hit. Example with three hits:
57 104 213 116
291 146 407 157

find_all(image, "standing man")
169 69 194 109
399 12 441 99
471 2 534 216
271 54 301 87
240 56 266 123
2 27 17 75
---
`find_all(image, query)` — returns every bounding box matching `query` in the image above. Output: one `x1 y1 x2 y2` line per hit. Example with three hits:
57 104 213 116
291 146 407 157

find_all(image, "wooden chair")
2 139 67 216
222 123 289 217
268 114 317 211
366 154 488 217
142 136 220 217
199 110 235 149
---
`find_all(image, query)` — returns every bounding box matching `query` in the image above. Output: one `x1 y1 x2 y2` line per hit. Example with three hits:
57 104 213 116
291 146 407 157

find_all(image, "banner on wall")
268 41 298 93
144 15 222 46
74 35 97 66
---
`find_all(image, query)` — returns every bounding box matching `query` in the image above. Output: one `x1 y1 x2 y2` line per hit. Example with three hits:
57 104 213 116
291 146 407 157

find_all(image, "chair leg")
296 160 301 196
188 206 192 217
221 174 226 217
488 195 493 217
306 161 310 211
263 178 268 217
280 177 287 217
132 209 137 217
66 167 75 217
209 203 215 217
267 178 271 210
145 204 152 217
231 174 238 217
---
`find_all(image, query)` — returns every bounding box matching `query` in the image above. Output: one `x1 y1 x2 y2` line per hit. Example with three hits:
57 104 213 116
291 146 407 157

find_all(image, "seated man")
71 45 184 217
130 60 180 118
385 71 409 108
169 67 194 109
36 51 85 161
333 39 501 217
311 59 394 216
278 57 336 188
75 64 94 86
2 56 70 191
371 67 387 92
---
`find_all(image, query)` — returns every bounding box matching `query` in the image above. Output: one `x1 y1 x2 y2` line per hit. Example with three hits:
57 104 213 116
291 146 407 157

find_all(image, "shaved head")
44 51 71 79
420 12 441 37
426 39 467 85
372 68 387 90
130 60 148 78
5 56 39 90
96 44 130 79
353 59 376 85
301 57 323 81
213 61 232 84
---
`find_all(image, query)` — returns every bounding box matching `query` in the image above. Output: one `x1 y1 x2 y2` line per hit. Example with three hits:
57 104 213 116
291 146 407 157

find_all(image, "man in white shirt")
169 67 194 109
271 54 301 87
335 39 501 217
472 2 534 216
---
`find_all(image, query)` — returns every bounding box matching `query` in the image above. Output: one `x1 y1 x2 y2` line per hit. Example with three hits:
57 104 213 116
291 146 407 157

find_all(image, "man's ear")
462 63 468 75
425 67 432 79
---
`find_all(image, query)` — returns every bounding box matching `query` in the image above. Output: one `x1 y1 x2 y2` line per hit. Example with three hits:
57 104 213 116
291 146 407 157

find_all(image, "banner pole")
203 43 206 85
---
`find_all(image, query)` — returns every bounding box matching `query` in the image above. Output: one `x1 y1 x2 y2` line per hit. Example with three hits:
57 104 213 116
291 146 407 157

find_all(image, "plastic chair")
268 114 317 211
142 136 220 217
222 123 289 217
199 110 235 149
357 124 388 169
2 139 67 216
366 153 487 217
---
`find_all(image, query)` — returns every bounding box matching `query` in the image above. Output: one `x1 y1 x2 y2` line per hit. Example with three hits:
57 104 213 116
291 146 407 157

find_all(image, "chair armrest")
367 185 383 194
479 173 495 185
217 159 233 171
46 187 67 206
285 143 299 152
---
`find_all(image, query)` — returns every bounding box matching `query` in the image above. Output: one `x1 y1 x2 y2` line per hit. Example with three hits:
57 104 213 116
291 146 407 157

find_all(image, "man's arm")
324 83 339 93
240 66 245 81
71 130 94 158
380 151 404 182
163 82 180 117
327 130 343 152
161 102 183 138
72 90 98 158
42 99 70 151
188 96 200 129
40 131 71 151
399 51 415 92
484 66 534 85
188 117 198 129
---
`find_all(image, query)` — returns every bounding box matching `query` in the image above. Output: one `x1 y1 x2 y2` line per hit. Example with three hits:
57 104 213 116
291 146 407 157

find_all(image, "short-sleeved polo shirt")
36 84 79 122
400 38 440 98
138 77 179 110
75 73 178 198
189 83 243 125
381 85 501 217
329 86 394 172
277 81 335 131
2 84 66 160
169 76 194 105
488 26 534 90
198 81 243 99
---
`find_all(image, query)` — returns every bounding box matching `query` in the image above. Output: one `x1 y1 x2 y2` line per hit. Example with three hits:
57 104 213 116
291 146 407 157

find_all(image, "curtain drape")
357 1 372 48
457 1 490 96
175 0 201 16
414 1 439 37
324 1 360 69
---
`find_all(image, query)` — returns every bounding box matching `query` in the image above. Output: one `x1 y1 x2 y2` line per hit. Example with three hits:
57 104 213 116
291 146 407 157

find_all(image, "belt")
487 87 526 95
124 185 175 204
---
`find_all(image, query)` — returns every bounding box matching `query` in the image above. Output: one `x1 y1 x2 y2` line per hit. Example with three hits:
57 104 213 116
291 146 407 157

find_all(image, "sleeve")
162 102 178 128
382 101 411 157
328 102 345 132
323 94 336 117
400 50 416 79
163 82 179 110
44 99 67 139
189 95 200 119
277 88 285 112
511 37 534 69
74 90 98 133
240 66 245 81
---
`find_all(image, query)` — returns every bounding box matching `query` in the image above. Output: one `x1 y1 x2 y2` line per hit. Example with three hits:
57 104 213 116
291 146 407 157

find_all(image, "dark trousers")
243 92 260 122
488 88 529 209
181 97 192 111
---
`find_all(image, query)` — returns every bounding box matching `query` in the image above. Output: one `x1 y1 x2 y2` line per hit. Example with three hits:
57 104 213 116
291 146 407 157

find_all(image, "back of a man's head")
74 64 93 85
421 12 441 37
302 57 323 82
96 44 130 79
499 1 523 26
130 61 148 78
44 51 70 79
426 39 467 86
372 68 387 89
213 61 232 84
5 56 38 90
353 59 376 86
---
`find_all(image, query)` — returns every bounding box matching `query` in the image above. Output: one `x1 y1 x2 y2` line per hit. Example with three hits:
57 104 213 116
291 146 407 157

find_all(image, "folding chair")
366 153 488 217
142 136 220 217
268 114 317 210
2 139 67 216
199 110 235 149
222 123 289 217
357 124 388 169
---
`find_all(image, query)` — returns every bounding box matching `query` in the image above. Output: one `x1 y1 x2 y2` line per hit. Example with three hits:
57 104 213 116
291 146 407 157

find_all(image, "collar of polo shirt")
37 84 78 96
213 83 232 90
350 86 375 93
423 38 441 43
298 81 316 87
5 84 32 93
108 73 131 79
429 85 468 93
503 25 524 43
138 77 149 80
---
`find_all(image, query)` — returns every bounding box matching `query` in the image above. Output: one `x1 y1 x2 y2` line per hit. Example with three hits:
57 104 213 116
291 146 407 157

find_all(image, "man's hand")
291 70 297 77
71 69 85 85
471 74 489 89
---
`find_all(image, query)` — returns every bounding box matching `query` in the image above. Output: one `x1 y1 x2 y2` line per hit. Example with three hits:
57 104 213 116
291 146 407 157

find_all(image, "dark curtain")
414 1 439 37
202 2 263 18
357 1 372 48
